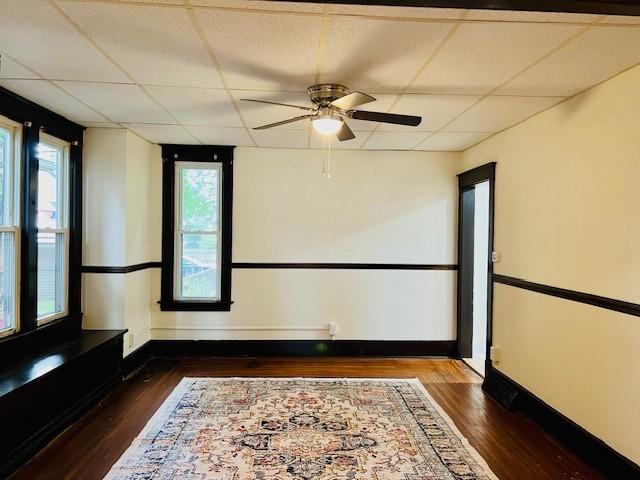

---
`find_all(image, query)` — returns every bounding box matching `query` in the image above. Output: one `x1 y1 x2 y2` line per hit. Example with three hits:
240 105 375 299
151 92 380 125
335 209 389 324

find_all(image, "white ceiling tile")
126 124 198 144
465 9 599 23
195 9 322 91
0 54 39 79
416 131 492 151
443 95 563 132
251 129 309 148
309 129 368 149
321 17 453 93
145 86 242 126
56 82 174 123
327 5 465 19
233 90 313 129
0 0 129 82
410 22 581 95
497 26 640 97
57 2 223 88
191 1 323 12
378 94 481 131
0 79 108 122
362 131 431 150
186 126 254 146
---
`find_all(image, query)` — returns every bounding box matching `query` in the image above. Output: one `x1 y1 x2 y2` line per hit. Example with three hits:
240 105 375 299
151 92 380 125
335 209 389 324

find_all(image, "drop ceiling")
1 0 640 151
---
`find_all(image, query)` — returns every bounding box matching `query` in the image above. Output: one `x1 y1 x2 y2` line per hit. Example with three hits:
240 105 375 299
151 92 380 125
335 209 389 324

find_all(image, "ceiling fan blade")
330 92 376 110
336 122 356 141
241 98 315 111
253 114 314 130
350 110 422 127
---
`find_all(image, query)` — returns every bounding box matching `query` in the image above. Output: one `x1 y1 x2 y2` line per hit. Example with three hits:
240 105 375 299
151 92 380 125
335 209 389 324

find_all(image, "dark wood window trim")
0 86 84 348
160 144 234 312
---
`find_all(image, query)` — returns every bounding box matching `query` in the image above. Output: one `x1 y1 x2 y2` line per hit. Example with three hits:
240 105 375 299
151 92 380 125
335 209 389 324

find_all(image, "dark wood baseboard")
121 339 458 383
483 365 640 479
136 339 458 359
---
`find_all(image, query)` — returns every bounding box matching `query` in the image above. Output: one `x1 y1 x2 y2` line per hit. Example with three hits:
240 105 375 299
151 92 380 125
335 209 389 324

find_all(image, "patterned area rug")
105 378 498 479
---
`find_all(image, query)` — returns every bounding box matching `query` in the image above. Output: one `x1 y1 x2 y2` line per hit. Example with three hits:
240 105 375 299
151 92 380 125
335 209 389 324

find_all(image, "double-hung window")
160 145 233 311
174 162 222 301
36 133 70 324
0 115 21 337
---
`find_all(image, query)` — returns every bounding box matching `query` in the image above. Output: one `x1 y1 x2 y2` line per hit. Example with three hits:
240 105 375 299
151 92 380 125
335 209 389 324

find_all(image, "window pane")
181 233 217 299
37 232 65 318
0 232 16 332
37 143 60 229
181 167 218 231
0 128 9 226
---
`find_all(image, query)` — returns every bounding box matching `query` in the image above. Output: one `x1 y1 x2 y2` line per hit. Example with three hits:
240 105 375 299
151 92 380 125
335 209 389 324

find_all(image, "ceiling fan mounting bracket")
307 83 350 105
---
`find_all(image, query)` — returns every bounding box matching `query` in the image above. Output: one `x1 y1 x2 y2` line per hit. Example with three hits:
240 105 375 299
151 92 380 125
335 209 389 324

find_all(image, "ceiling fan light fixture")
312 114 343 135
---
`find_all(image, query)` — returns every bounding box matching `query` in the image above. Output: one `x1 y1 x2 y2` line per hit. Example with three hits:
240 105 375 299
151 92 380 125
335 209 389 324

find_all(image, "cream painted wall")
232 149 458 263
462 64 640 463
83 136 460 345
149 148 461 341
83 128 126 266
83 129 156 355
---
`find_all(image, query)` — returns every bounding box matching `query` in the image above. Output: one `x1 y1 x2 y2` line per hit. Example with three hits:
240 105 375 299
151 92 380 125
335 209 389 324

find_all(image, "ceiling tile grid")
56 1 224 88
0 1 639 151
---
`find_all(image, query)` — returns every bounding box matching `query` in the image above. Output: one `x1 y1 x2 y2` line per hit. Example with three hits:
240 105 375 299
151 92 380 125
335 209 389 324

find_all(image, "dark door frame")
456 163 496 366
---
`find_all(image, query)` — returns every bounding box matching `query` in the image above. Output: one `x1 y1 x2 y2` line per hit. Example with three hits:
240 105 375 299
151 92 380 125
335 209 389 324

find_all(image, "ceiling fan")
241 83 422 141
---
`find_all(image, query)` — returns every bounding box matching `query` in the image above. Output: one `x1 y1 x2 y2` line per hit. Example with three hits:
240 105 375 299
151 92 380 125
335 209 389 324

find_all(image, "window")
36 133 70 324
175 163 222 301
160 145 233 311
0 115 21 337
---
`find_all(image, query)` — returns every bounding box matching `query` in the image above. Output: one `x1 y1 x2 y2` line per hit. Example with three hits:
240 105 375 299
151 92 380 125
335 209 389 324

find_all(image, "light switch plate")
490 346 501 364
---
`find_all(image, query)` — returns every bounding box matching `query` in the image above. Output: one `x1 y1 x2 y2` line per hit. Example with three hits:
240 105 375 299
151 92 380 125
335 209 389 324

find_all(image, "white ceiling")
1 0 640 151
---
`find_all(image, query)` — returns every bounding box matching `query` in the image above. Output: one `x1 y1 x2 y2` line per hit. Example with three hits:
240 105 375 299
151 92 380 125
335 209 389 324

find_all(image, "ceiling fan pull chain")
327 137 332 179
322 136 332 179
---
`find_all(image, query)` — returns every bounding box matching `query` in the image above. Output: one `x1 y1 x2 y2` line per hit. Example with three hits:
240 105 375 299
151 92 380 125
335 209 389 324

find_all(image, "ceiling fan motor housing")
308 83 350 105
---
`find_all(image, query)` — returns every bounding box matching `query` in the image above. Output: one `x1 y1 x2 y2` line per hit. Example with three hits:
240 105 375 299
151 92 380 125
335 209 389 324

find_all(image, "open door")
457 163 495 377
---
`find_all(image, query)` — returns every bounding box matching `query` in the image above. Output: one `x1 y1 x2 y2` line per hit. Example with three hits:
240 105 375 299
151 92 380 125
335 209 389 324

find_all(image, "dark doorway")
457 163 495 377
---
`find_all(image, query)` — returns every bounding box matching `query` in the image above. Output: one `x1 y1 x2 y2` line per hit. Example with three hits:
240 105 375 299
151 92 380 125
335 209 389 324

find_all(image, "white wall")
461 63 640 464
82 129 158 355
150 148 461 341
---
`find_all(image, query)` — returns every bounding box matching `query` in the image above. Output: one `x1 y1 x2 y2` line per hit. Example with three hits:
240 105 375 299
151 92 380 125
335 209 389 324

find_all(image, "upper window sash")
0 115 21 228
37 133 70 231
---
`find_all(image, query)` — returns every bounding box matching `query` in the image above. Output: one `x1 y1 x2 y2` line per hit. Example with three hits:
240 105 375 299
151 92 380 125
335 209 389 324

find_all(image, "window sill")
158 300 233 312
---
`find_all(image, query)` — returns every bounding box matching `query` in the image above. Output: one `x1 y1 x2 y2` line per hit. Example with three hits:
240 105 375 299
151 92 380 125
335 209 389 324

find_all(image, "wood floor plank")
10 358 604 480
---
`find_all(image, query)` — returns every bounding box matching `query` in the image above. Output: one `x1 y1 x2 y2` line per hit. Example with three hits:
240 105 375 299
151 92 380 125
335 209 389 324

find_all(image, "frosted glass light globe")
312 115 343 135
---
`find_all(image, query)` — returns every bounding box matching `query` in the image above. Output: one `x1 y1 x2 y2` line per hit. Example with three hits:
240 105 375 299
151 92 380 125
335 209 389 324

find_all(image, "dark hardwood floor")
10 357 604 480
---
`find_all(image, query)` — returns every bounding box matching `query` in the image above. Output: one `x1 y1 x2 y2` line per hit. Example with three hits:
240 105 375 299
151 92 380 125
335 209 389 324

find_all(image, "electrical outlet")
491 251 501 263
490 346 501 364
328 322 337 338
127 333 135 348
